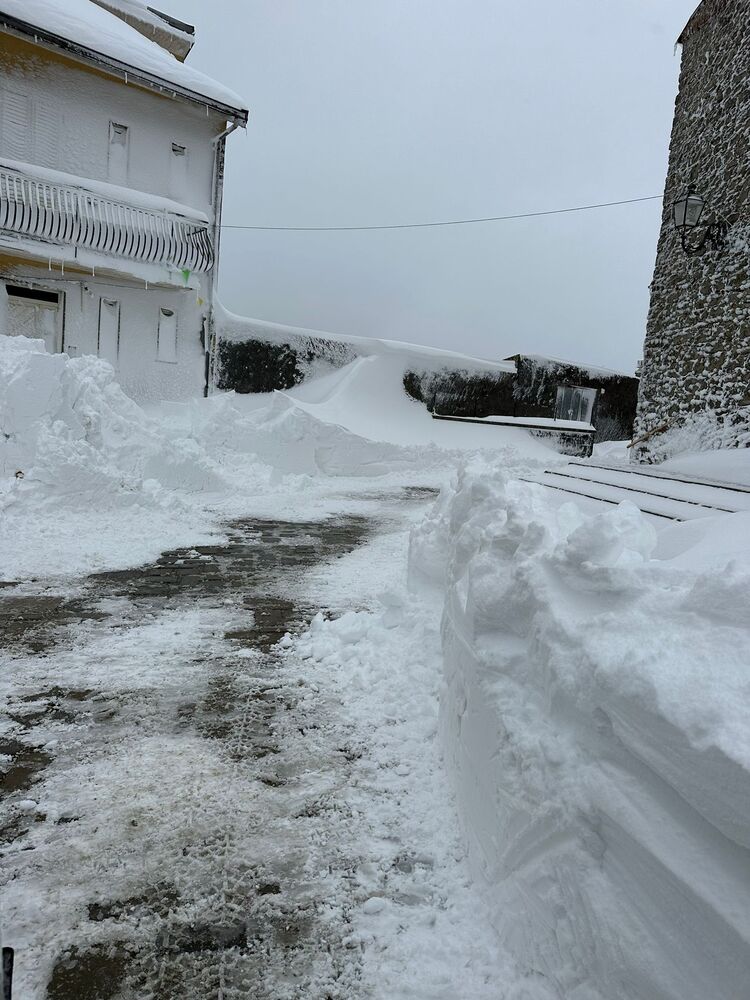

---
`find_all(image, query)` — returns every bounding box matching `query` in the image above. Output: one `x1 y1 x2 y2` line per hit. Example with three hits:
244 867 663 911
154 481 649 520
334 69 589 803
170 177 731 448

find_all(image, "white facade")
0 1 247 401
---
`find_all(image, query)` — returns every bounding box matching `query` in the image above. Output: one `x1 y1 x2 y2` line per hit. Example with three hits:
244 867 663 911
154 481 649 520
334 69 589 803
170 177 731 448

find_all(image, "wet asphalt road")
0 509 395 999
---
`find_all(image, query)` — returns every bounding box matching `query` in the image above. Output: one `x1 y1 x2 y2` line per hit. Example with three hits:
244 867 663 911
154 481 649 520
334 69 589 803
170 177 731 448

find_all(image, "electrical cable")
219 194 663 232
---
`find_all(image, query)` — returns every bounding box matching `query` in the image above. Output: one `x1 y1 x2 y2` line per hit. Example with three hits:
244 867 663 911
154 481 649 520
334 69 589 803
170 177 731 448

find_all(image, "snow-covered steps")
521 460 750 522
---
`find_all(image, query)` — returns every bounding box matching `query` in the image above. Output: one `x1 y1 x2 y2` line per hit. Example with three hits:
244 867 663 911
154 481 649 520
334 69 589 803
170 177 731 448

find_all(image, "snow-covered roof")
0 0 248 119
91 1 195 62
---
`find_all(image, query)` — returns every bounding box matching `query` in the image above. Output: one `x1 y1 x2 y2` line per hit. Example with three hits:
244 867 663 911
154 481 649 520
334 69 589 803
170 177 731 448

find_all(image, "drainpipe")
2 945 14 1000
205 120 242 397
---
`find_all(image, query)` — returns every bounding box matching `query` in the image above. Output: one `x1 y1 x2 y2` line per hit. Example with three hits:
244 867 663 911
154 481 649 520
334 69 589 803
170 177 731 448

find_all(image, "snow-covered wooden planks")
522 461 750 522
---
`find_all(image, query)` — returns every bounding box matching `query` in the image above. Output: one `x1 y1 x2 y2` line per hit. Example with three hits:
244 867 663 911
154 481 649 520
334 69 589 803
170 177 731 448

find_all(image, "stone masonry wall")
406 358 638 443
634 0 750 461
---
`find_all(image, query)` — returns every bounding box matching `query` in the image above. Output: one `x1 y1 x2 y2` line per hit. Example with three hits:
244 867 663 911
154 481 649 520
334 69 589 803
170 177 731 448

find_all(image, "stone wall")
402 368 516 420
214 335 355 394
512 357 638 442
634 0 750 461
405 357 638 443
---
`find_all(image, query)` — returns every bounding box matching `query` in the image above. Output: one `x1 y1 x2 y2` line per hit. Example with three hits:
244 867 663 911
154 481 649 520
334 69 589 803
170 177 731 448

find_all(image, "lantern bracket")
678 220 728 256
672 187 727 256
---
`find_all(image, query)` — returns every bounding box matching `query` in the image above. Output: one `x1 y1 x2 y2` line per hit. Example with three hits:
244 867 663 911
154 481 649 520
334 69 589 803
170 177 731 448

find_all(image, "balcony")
0 161 214 274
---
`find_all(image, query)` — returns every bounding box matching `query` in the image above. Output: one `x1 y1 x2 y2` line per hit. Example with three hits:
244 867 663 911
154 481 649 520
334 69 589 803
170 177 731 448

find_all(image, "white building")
0 0 248 401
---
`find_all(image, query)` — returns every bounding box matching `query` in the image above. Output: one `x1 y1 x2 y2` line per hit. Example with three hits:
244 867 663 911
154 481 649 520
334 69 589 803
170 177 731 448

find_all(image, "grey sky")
174 0 698 373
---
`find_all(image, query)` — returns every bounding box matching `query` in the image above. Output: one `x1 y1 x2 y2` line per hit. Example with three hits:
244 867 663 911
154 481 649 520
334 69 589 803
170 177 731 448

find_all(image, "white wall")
60 276 208 402
0 42 222 215
0 272 209 402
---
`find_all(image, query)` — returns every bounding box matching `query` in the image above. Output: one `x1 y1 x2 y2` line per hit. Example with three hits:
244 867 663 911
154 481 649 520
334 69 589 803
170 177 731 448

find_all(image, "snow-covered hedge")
409 458 750 999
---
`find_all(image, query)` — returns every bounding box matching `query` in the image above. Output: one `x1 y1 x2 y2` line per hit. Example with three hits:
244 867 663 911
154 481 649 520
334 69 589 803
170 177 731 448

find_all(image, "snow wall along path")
409 458 750 1000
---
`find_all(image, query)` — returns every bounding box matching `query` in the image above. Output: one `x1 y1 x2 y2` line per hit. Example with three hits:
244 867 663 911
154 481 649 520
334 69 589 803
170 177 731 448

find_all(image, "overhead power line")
220 194 663 233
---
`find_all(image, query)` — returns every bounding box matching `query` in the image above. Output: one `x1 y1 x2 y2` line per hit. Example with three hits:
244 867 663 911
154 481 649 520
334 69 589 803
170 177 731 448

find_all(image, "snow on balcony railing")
0 164 213 273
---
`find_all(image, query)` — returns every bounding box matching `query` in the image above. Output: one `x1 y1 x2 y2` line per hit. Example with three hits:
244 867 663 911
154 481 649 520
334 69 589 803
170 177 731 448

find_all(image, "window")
97 298 120 366
555 385 597 424
157 307 178 363
6 284 58 306
169 142 189 201
0 88 60 168
108 122 129 185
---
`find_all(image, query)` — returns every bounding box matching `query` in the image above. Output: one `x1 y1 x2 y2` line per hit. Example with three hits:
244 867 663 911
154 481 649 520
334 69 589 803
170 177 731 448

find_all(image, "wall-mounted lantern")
672 188 727 255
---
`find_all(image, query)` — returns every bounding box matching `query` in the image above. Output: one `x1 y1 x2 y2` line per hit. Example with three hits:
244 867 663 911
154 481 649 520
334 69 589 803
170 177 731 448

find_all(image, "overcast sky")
173 0 698 373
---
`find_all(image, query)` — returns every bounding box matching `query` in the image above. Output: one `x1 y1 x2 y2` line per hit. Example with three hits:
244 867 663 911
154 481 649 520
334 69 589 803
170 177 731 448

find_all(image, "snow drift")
0 334 224 498
410 457 750 999
0 334 233 578
0 335 545 579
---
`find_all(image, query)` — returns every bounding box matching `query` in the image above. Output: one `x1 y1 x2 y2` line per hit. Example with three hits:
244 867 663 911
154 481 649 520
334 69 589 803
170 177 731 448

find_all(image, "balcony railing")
0 164 213 274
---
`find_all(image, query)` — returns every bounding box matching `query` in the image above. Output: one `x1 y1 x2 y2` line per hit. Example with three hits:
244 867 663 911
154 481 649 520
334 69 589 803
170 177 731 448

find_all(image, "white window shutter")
157 307 178 363
108 122 129 185
1 89 32 161
34 100 60 169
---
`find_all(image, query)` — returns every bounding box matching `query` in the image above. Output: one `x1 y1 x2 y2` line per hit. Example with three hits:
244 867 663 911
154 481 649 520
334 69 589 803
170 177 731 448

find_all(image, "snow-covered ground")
3 333 750 999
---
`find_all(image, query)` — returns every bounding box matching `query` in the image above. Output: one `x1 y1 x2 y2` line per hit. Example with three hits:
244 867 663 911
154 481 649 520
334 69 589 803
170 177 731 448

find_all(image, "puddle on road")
90 516 370 607
87 883 180 924
0 737 52 797
0 596 108 653
339 484 440 504
225 595 299 652
47 945 129 1000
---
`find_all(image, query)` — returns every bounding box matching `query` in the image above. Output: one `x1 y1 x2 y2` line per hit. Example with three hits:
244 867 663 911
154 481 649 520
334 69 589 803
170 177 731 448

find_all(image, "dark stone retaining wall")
404 357 638 443
634 0 750 461
401 368 517 420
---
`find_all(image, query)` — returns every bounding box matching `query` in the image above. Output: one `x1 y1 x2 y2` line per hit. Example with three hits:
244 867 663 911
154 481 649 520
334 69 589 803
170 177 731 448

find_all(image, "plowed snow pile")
0 335 229 577
409 456 750 999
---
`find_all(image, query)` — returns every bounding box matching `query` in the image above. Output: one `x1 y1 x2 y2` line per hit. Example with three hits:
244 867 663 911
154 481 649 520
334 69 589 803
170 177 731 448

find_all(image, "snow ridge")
409 457 750 998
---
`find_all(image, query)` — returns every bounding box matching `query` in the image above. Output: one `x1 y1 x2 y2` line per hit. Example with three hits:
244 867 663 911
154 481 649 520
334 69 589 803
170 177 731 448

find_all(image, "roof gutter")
0 13 249 125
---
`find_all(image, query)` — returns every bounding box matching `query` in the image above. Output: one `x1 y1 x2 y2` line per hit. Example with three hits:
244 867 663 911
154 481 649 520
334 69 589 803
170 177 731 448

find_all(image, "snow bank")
410 457 750 998
0 336 224 495
0 336 546 579
640 408 750 463
0 335 232 577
